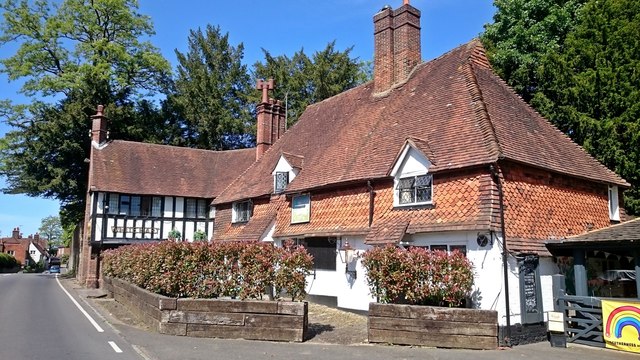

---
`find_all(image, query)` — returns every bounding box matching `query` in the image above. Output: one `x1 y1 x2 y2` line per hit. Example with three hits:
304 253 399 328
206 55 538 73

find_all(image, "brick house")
77 106 256 288
1 227 47 266
212 0 628 341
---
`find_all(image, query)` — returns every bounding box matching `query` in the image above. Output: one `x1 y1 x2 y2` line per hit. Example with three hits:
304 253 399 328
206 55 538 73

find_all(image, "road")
0 272 143 360
2 272 639 360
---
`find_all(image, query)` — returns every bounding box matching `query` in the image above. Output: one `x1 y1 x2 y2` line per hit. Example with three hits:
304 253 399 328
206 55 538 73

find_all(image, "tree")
39 215 62 246
481 0 587 102
531 0 640 214
172 25 253 150
0 0 173 226
252 41 367 127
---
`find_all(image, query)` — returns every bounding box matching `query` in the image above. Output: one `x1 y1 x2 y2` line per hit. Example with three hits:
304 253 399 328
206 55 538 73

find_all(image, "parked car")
49 265 60 274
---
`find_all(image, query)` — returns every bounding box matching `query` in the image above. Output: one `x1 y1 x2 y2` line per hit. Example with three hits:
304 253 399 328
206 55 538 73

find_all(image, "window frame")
274 171 289 193
232 200 253 223
609 185 620 221
107 193 166 218
395 173 433 207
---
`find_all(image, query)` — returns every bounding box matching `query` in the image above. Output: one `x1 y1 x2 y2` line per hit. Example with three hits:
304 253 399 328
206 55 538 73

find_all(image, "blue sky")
0 0 495 237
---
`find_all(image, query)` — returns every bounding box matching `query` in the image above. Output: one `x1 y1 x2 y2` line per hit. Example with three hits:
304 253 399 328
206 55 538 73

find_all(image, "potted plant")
168 229 182 242
193 230 207 242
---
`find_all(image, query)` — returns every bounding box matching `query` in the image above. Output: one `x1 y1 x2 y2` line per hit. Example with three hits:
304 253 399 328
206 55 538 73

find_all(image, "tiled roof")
214 40 626 205
216 197 284 241
551 217 640 244
281 153 304 169
91 140 255 198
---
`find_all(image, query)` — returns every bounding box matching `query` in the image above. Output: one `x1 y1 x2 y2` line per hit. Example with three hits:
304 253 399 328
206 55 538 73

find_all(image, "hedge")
102 241 313 301
361 245 474 307
0 253 19 269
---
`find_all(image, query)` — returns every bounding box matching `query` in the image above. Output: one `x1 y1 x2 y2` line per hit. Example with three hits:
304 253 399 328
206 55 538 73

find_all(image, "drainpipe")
367 180 374 227
490 163 511 347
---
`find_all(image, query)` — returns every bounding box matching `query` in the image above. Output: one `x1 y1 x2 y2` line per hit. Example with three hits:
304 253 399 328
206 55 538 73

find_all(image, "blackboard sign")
520 255 543 323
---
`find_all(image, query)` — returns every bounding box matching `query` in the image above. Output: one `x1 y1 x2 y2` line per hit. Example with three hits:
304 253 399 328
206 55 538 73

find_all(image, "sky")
0 0 495 237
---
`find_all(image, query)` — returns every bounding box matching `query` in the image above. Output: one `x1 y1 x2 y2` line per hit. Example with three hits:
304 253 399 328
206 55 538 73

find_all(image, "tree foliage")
483 0 640 214
252 41 367 127
481 0 587 102
532 0 640 213
0 0 172 226
38 215 62 246
172 25 253 150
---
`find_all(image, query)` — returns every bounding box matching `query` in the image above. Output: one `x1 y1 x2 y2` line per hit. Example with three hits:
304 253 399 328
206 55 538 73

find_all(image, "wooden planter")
103 277 307 342
368 303 498 350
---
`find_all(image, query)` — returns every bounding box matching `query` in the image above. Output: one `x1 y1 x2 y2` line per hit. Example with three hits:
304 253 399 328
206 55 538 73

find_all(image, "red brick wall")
2 242 28 265
501 162 613 254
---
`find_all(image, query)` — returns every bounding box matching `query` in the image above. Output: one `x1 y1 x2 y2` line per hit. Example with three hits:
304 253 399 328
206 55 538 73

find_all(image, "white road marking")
108 341 123 353
56 275 105 332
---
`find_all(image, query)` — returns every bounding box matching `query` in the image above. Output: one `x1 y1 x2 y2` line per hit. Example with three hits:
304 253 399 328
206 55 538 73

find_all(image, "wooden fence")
556 294 604 347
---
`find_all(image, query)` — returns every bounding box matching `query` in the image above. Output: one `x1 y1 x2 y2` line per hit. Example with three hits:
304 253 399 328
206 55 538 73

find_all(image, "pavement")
59 277 640 360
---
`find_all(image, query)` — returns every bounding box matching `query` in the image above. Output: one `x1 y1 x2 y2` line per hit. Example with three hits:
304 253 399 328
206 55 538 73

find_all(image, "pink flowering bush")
361 245 474 307
102 241 313 301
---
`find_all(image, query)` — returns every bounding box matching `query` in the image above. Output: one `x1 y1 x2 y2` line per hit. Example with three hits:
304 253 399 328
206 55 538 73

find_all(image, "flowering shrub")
102 241 313 301
361 245 474 307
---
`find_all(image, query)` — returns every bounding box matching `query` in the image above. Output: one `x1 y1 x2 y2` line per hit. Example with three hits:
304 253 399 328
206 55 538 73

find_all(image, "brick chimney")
255 79 286 160
91 105 108 145
373 0 421 94
12 227 20 239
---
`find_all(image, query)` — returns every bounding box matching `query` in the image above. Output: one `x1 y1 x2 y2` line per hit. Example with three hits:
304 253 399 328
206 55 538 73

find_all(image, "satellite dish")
477 233 490 247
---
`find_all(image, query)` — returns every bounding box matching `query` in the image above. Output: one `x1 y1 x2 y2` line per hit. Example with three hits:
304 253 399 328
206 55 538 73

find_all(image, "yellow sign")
603 299 640 353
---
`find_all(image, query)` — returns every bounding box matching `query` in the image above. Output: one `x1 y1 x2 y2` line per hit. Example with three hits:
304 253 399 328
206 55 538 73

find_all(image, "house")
211 1 629 344
77 106 257 288
28 235 49 265
0 227 44 267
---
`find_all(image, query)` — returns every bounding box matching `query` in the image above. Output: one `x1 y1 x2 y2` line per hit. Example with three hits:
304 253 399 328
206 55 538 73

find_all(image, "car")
49 265 60 274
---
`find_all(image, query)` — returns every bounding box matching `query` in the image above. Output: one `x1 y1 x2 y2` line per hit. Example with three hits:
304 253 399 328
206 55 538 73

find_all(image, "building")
1 228 47 267
211 0 628 343
77 106 257 288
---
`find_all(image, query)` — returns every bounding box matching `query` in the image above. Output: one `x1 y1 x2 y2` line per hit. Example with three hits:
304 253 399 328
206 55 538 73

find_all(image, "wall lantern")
339 240 358 279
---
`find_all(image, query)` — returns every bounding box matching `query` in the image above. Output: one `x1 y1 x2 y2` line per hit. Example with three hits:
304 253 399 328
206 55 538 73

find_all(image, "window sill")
393 202 435 210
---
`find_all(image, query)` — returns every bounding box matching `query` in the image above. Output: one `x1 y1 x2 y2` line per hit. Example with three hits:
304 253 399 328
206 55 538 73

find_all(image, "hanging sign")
603 299 640 353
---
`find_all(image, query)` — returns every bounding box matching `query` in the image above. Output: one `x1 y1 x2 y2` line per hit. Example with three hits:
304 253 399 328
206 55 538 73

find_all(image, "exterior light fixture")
339 240 358 279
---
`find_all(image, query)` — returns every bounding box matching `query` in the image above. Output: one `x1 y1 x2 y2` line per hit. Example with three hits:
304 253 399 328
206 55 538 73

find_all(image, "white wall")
268 227 556 322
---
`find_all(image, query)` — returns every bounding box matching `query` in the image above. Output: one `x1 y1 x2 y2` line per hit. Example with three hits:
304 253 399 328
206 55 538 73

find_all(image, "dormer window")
274 171 289 193
232 200 253 223
397 174 433 205
390 139 434 208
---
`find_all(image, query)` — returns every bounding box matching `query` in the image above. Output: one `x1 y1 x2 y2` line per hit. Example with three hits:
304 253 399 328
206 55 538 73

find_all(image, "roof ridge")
110 140 255 155
463 62 503 162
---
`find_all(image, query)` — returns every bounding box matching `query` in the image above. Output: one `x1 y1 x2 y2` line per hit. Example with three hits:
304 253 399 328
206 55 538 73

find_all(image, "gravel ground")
91 297 368 345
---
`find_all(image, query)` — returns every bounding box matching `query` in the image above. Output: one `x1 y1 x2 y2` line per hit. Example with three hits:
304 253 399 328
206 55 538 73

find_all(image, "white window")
609 185 620 221
7 250 15 256
274 171 289 193
232 200 253 223
396 174 433 206
30 250 36 255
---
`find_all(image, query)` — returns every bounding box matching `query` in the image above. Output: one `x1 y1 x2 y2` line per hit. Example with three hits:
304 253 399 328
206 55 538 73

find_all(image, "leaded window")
233 200 252 223
396 174 432 205
185 199 197 218
275 171 289 193
108 194 119 214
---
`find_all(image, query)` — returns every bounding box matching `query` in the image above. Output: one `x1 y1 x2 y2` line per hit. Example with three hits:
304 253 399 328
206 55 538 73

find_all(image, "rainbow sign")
603 300 640 353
